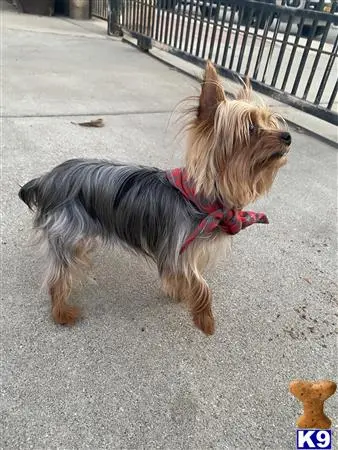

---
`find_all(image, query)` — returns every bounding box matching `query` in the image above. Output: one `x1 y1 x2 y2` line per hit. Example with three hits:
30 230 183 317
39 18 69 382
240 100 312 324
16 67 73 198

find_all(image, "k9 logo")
296 429 332 449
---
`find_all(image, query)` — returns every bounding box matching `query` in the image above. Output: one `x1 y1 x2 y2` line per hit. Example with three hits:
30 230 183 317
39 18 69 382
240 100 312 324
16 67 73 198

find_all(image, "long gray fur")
19 159 204 277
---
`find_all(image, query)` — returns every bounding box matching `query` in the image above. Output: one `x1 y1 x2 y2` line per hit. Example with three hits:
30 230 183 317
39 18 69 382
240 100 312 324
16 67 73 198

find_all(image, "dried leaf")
71 118 104 128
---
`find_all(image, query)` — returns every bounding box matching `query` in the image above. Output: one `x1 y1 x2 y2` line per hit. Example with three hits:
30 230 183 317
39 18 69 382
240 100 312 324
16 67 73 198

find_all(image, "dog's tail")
18 177 40 210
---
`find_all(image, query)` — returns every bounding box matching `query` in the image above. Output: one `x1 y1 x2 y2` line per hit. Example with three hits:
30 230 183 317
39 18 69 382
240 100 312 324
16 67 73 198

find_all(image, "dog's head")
185 61 291 208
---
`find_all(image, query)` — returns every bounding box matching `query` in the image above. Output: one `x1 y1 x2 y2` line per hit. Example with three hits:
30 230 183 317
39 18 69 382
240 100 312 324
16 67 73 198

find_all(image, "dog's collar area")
166 168 269 254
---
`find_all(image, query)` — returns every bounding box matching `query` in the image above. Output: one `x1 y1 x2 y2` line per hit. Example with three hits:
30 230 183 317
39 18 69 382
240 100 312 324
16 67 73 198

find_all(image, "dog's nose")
280 131 291 145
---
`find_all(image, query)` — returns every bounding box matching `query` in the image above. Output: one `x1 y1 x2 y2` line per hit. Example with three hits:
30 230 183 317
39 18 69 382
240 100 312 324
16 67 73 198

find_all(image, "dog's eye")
249 124 255 134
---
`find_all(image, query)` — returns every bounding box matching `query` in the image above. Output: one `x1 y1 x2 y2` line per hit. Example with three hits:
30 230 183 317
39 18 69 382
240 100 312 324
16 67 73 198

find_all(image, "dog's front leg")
188 272 215 336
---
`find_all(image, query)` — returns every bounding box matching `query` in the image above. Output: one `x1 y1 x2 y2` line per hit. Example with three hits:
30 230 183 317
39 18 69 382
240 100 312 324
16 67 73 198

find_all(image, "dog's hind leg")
43 237 93 325
49 269 78 325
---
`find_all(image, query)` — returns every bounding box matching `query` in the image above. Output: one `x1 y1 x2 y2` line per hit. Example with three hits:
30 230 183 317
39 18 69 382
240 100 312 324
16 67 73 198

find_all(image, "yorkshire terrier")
19 61 291 335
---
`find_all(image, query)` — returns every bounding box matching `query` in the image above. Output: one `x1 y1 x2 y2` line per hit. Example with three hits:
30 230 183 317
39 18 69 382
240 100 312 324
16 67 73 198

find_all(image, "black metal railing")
109 0 338 124
91 0 108 19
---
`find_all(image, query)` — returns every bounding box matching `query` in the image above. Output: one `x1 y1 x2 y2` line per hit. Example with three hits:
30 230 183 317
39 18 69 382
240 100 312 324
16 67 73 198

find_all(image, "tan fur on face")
184 61 290 208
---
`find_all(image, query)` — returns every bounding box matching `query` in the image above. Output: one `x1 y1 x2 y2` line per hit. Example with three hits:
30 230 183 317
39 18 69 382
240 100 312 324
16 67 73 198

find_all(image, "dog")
18 61 291 335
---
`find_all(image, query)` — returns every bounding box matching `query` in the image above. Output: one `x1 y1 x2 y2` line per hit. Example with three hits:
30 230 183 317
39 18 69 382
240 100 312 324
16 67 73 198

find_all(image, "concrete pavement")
1 2 337 449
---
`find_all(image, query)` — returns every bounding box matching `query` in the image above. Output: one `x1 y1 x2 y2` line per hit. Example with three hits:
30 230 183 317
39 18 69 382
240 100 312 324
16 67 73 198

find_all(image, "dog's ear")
198 61 226 122
236 77 252 101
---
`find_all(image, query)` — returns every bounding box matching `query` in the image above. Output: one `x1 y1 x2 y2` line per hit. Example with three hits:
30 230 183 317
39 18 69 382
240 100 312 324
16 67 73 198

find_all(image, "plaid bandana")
166 168 269 254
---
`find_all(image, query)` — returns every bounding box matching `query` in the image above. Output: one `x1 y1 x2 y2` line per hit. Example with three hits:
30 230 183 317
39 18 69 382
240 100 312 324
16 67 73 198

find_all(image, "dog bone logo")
289 380 336 429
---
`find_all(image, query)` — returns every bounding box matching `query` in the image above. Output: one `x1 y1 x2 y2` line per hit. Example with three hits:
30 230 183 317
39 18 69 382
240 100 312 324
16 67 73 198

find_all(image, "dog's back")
19 159 127 217
18 159 199 260
19 158 159 220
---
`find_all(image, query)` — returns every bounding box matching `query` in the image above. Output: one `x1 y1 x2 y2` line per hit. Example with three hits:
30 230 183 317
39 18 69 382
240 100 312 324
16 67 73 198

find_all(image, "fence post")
69 0 90 19
108 0 123 36
136 0 153 51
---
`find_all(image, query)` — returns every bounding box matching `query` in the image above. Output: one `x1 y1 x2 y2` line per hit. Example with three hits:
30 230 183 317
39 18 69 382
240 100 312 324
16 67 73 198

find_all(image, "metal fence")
91 0 108 19
107 0 338 124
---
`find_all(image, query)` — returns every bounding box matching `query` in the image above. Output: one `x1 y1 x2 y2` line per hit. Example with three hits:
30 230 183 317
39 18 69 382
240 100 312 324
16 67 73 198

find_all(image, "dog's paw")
193 310 215 335
52 305 80 326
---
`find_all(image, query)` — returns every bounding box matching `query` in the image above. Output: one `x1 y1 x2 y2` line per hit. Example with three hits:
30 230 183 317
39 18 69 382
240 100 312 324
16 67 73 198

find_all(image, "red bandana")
166 168 269 254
